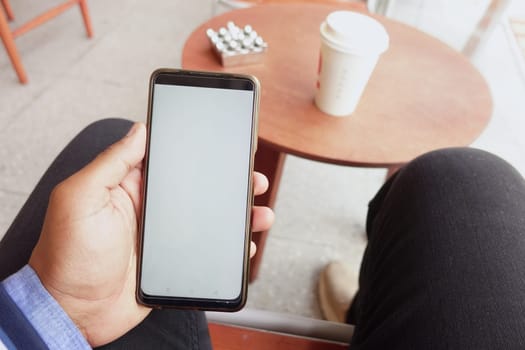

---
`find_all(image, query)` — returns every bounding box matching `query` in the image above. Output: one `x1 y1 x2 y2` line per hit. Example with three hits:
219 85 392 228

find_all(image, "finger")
80 123 146 189
120 166 143 217
252 206 274 233
253 172 269 196
250 241 257 258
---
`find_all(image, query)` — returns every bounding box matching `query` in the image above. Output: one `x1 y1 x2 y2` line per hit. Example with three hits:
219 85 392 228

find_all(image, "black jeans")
2 119 525 349
348 147 525 349
0 119 211 350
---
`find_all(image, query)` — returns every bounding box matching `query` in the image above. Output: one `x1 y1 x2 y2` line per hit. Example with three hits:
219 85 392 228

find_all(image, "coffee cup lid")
321 11 389 55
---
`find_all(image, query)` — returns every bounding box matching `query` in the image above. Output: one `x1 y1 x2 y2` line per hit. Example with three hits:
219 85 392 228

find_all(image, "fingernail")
126 123 138 137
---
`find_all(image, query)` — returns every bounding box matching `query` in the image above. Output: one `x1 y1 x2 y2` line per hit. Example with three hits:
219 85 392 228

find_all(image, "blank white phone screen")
141 83 255 300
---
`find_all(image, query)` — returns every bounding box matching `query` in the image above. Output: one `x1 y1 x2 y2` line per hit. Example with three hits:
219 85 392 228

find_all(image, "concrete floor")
1 0 525 320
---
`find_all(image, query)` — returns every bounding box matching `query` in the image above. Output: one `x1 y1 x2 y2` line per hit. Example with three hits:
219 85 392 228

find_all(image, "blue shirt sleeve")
0 283 48 349
1 265 91 350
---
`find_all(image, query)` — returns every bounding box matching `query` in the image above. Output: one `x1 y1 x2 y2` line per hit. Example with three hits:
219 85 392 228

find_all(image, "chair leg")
1 0 14 21
78 0 93 38
462 0 510 57
0 8 27 83
366 0 395 17
367 0 395 16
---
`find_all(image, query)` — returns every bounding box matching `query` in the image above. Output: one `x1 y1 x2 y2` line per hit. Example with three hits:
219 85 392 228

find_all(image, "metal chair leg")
462 0 510 57
366 0 395 16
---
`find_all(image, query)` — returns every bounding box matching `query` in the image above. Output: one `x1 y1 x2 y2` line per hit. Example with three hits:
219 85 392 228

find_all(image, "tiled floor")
1 0 525 320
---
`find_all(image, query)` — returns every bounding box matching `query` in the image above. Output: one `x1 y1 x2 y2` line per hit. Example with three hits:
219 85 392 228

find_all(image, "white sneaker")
318 261 358 323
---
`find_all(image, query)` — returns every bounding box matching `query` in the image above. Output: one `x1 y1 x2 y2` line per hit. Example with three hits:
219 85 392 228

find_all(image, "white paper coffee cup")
315 11 389 117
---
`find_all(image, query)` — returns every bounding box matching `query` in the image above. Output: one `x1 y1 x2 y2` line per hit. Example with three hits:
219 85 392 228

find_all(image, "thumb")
79 122 146 189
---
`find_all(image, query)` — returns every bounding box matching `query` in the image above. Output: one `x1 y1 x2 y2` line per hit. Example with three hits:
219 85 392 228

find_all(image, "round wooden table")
182 3 492 281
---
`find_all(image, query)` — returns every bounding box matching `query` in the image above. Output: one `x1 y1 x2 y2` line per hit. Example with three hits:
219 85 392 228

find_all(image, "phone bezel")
136 69 260 311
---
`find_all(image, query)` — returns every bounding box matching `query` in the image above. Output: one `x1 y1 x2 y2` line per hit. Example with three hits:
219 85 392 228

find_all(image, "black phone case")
136 69 260 311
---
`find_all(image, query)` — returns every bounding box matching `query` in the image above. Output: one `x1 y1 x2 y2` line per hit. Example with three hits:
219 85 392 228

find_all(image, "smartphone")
137 69 260 311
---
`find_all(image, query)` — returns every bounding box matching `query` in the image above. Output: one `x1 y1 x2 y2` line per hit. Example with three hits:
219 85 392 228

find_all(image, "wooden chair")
0 0 93 84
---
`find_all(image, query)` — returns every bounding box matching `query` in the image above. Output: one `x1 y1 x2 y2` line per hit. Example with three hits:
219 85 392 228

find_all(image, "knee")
56 118 136 169
369 147 525 237
80 118 134 138
368 147 525 266
397 147 522 192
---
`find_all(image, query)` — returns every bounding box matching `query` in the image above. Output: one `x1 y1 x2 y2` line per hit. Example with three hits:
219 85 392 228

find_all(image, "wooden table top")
182 3 492 167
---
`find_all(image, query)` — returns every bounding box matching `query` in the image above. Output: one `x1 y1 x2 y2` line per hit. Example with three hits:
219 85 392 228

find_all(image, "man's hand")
29 122 274 347
29 123 149 347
